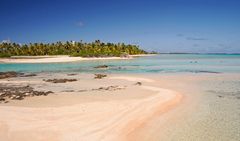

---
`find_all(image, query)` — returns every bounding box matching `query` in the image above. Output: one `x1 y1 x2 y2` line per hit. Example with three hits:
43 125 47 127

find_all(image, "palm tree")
0 40 147 57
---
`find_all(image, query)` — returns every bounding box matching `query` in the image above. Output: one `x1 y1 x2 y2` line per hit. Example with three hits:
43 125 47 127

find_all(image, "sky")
0 0 240 53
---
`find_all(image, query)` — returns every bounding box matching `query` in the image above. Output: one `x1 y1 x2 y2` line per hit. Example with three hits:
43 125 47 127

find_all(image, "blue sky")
0 0 240 53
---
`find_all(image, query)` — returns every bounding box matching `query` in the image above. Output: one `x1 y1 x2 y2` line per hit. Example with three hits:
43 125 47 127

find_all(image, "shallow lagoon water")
1 54 240 73
158 74 240 141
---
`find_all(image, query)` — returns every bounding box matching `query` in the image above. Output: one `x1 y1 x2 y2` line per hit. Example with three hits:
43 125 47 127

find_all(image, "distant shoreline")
0 54 156 64
159 53 240 55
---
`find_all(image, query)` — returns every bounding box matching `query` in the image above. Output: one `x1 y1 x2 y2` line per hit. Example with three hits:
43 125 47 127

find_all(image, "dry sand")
0 56 131 63
0 54 155 64
0 54 154 63
0 73 181 141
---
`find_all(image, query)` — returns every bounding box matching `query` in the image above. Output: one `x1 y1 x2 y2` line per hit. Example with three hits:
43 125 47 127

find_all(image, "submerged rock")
218 95 224 98
94 65 108 69
191 70 221 74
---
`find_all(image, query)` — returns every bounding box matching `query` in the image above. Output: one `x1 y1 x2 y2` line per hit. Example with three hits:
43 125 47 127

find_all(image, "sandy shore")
0 56 129 63
0 73 181 141
0 54 155 63
128 54 157 57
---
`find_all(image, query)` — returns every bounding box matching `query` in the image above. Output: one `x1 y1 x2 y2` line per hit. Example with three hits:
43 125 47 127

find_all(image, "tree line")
0 40 148 57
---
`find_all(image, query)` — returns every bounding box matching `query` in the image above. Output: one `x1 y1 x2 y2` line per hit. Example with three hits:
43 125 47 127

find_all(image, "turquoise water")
0 54 240 73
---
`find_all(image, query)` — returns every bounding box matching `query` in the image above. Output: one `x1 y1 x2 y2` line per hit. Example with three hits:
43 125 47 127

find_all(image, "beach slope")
0 74 181 141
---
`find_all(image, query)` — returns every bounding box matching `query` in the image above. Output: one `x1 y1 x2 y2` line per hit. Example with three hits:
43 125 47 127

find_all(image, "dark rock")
99 87 104 90
0 71 18 79
0 71 37 79
62 90 75 92
46 91 53 94
94 65 108 69
0 84 54 103
94 74 107 79
20 73 37 77
44 79 77 83
0 98 5 101
96 85 124 91
78 90 88 92
135 82 142 86
67 73 77 76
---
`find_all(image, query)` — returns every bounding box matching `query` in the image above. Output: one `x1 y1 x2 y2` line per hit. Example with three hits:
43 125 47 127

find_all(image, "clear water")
1 54 240 73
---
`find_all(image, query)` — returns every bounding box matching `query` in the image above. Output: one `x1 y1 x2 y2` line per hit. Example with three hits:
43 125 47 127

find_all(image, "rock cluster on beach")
94 74 107 79
43 78 77 83
0 70 143 104
0 71 37 79
0 84 53 103
0 71 19 79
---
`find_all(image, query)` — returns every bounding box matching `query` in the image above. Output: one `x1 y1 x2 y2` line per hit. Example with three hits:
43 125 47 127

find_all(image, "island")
0 40 147 58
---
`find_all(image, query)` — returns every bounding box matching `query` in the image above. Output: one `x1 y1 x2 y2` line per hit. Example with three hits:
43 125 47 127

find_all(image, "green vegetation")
0 40 147 57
